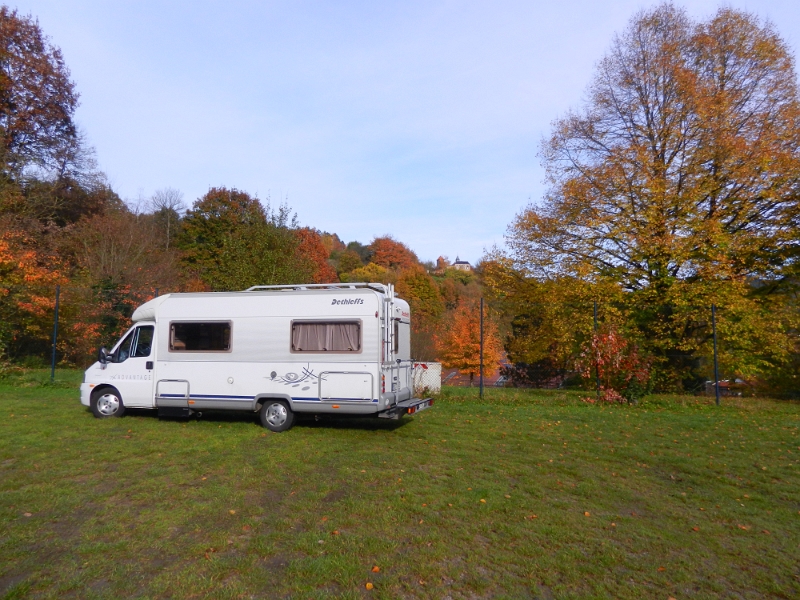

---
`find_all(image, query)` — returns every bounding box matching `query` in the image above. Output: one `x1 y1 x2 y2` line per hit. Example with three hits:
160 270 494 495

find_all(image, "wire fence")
8 285 795 400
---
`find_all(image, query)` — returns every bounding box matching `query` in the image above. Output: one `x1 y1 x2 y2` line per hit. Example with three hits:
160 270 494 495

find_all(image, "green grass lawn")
1 372 798 599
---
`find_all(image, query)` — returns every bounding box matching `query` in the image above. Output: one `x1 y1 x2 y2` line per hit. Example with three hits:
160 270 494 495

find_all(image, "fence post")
712 304 720 406
50 284 60 382
479 297 484 399
593 300 600 400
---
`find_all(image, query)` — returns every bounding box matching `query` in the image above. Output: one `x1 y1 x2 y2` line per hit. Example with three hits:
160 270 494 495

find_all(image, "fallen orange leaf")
737 524 750 530
480 499 486 504
371 566 380 573
331 530 340 535
584 511 590 517
657 567 665 572
229 510 236 515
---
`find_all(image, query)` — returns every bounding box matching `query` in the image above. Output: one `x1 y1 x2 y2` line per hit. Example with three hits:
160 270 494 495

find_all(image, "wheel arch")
253 393 294 412
91 384 121 401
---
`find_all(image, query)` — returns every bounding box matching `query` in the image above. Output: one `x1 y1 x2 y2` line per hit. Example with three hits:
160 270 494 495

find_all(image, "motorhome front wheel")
91 387 126 418
259 400 294 432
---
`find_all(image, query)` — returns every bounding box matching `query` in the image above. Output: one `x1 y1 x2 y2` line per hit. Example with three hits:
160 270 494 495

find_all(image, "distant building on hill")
433 255 473 274
451 256 472 271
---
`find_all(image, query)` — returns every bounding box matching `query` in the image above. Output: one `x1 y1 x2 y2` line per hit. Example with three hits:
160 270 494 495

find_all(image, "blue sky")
13 0 800 264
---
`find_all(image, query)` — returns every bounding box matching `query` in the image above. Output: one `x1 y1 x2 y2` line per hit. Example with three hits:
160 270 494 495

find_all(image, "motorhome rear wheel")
259 400 294 432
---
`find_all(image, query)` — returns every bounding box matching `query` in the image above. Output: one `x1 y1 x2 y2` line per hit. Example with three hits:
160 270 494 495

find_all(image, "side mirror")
98 346 109 364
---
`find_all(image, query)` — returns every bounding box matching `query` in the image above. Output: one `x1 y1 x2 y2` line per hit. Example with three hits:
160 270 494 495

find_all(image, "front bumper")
80 383 92 407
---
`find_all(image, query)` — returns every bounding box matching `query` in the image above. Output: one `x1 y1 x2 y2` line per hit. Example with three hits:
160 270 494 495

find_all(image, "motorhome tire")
91 387 126 418
259 400 294 432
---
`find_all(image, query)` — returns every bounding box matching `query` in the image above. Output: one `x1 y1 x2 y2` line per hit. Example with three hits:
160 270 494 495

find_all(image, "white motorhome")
79 283 433 431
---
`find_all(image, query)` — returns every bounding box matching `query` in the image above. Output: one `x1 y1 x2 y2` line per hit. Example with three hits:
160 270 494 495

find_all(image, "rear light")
381 374 385 393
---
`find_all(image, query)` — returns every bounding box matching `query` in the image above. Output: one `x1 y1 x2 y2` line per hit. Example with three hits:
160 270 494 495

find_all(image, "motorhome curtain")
292 322 360 352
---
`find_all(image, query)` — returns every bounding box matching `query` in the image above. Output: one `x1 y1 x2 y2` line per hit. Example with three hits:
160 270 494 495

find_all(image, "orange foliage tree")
369 236 419 271
436 300 503 385
0 225 65 360
295 228 338 284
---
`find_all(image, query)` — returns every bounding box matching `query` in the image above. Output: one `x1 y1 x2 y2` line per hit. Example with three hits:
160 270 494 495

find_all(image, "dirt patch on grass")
321 487 349 503
0 573 29 597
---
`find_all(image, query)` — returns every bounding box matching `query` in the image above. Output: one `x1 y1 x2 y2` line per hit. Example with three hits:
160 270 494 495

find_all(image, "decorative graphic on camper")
268 364 320 391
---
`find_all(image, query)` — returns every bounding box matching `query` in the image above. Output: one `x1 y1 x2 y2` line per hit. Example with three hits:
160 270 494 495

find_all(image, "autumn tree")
0 220 64 360
346 241 371 263
396 268 445 360
341 262 393 285
178 187 333 290
369 236 419 271
505 4 800 390
0 8 80 177
436 299 503 386
294 227 339 283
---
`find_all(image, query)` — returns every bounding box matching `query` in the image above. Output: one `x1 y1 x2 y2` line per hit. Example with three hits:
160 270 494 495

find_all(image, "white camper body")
80 283 432 431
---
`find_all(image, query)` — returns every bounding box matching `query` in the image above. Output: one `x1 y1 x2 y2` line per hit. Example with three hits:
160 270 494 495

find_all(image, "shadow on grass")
116 407 412 432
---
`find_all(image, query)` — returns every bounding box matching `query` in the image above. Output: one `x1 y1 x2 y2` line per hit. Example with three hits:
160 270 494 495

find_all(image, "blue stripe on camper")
158 393 252 400
158 393 379 403
293 397 379 403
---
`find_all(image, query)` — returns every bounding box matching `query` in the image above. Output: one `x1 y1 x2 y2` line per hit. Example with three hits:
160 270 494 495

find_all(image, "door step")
158 407 194 419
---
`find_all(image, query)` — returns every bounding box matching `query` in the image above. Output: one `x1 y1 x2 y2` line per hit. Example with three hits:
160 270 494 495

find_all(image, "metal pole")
50 285 60 382
479 297 484 399
712 303 720 406
594 300 600 400
155 287 159 298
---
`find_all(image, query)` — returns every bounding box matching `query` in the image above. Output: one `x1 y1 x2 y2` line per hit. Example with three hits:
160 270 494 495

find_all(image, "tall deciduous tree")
396 267 445 360
0 8 79 177
369 236 419 271
436 299 503 386
0 220 64 359
505 3 800 389
178 187 318 290
513 4 799 287
178 187 267 279
150 187 185 250
294 227 338 284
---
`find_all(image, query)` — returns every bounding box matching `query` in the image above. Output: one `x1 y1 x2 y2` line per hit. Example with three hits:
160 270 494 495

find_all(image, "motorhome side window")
170 322 231 352
114 325 154 363
291 321 361 352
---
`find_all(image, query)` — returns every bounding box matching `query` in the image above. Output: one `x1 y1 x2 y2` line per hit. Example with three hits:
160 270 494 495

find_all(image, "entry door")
105 325 155 408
